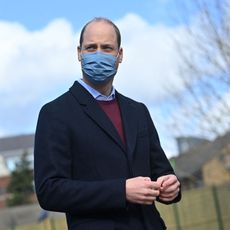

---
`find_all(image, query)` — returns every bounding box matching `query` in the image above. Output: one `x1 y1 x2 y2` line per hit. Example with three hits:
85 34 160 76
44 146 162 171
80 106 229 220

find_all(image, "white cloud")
0 14 189 156
0 14 185 110
114 14 184 104
1 14 188 103
0 19 79 107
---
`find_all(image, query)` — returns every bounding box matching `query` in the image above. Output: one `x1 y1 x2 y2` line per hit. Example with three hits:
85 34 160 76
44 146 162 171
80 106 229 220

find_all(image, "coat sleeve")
142 104 181 204
34 103 127 214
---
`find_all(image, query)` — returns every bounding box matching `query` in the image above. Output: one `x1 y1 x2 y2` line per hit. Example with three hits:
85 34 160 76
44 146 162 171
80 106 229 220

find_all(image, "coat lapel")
69 82 125 152
116 92 138 160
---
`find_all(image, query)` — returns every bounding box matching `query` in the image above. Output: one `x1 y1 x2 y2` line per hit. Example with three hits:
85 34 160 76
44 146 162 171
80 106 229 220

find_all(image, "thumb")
157 175 169 186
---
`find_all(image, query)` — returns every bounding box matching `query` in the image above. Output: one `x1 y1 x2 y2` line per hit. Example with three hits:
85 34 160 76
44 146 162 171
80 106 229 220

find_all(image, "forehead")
83 21 117 45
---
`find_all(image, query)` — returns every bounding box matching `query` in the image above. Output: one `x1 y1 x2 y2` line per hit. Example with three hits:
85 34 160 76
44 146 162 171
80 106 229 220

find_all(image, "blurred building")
0 134 34 208
171 132 230 190
176 136 210 155
0 134 34 171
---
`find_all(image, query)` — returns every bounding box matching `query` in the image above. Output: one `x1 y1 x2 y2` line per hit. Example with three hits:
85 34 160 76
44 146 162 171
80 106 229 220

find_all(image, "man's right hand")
126 177 160 205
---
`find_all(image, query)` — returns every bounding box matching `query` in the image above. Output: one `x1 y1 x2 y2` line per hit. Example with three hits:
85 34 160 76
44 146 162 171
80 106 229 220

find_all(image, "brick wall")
0 175 11 208
203 157 230 186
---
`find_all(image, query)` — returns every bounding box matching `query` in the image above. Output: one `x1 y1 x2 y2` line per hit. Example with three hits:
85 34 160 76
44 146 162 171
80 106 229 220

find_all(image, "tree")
7 151 34 206
167 0 230 139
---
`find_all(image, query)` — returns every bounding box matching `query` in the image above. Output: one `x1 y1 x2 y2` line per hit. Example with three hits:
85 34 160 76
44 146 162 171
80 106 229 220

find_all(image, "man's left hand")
156 174 180 202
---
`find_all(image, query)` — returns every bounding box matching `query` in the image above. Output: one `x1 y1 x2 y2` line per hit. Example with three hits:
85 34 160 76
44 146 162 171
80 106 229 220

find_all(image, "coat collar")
69 81 138 158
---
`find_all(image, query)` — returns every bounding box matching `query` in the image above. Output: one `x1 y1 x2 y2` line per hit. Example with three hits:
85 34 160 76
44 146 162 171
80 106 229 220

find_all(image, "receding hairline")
79 17 121 48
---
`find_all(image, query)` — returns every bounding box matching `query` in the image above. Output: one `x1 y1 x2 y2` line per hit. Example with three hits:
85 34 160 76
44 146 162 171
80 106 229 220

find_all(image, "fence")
0 218 67 230
0 183 229 230
157 183 230 230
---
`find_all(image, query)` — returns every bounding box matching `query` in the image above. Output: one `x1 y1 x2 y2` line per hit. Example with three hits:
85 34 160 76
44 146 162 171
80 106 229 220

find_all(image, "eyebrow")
83 43 116 49
84 44 97 47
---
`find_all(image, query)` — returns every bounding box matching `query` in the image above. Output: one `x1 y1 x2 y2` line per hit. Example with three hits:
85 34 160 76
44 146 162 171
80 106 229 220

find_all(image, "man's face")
77 21 123 67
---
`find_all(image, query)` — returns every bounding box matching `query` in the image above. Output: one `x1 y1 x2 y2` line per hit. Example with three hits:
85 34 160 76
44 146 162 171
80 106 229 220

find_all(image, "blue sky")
0 0 181 30
0 0 199 157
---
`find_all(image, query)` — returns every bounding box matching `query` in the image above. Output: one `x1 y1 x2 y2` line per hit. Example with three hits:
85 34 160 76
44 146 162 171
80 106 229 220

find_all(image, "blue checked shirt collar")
78 79 116 101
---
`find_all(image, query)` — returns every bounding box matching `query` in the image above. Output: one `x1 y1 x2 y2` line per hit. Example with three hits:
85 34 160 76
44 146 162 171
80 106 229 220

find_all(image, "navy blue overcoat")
34 81 180 230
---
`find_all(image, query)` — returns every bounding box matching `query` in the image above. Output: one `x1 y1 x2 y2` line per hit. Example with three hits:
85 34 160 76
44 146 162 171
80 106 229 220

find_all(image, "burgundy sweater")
97 99 126 145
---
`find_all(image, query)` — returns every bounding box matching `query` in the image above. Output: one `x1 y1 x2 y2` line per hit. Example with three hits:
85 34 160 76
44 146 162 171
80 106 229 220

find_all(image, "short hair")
79 17 121 49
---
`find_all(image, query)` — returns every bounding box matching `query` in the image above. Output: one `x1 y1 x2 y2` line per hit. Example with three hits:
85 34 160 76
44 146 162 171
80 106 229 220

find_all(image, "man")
34 17 181 230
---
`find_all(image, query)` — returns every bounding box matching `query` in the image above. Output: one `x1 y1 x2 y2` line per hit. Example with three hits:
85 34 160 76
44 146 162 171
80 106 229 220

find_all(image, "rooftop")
172 132 230 179
0 134 34 153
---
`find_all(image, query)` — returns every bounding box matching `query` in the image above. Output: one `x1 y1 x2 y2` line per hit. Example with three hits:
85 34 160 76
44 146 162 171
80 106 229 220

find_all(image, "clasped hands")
126 175 180 205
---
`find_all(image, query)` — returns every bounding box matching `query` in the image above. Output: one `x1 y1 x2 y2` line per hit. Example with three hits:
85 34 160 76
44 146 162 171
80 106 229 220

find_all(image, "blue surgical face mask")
81 51 118 85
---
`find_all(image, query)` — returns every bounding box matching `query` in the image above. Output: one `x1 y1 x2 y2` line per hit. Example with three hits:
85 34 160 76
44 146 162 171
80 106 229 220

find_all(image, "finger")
159 189 179 199
137 194 157 204
160 190 179 199
157 175 173 190
159 192 178 202
136 188 160 203
156 176 167 185
161 181 180 193
146 181 160 190
161 178 180 190
145 188 160 197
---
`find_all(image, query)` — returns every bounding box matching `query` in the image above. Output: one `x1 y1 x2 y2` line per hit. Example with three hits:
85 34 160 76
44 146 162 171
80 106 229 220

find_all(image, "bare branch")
167 0 230 139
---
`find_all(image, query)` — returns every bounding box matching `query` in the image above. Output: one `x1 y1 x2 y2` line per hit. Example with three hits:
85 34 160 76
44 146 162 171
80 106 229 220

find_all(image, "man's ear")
118 48 123 63
77 46 81 62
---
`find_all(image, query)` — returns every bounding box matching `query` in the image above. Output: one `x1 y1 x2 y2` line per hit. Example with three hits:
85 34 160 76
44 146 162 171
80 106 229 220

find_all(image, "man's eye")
86 46 96 51
103 47 113 51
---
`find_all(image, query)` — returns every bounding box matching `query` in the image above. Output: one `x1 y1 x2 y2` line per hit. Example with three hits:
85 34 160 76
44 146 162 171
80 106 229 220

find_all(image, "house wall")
203 157 230 186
